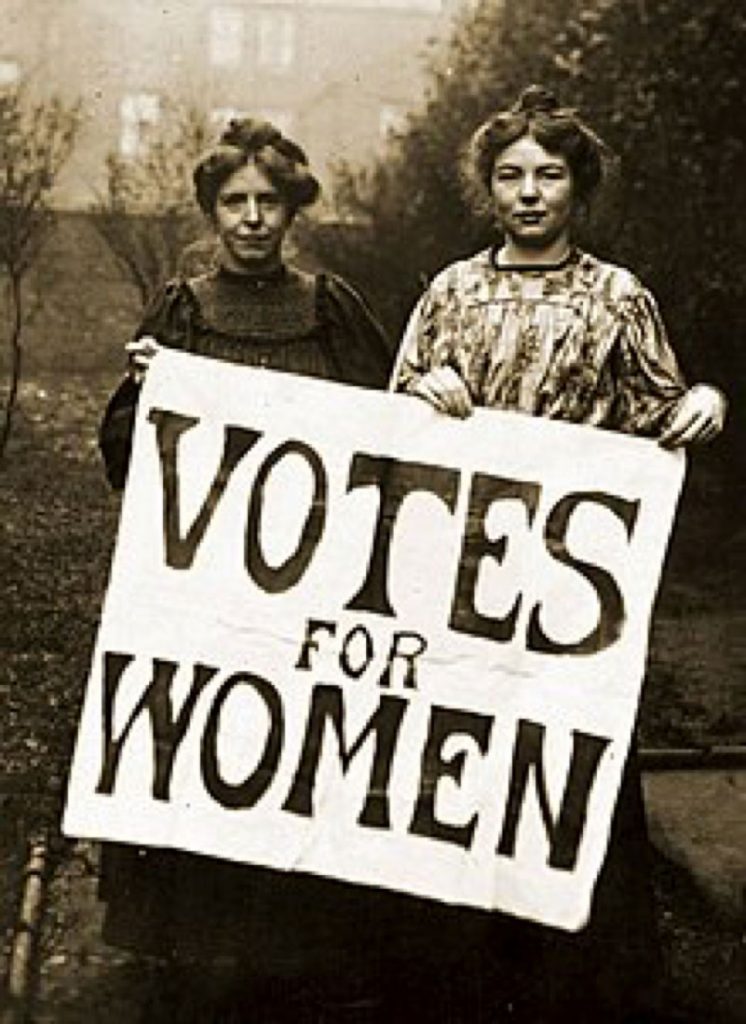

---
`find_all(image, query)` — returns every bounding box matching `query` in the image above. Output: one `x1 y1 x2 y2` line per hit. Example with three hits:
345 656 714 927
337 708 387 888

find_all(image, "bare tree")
91 105 212 308
0 86 81 461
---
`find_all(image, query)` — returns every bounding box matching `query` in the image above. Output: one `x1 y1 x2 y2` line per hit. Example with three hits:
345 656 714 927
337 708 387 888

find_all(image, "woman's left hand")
659 384 728 449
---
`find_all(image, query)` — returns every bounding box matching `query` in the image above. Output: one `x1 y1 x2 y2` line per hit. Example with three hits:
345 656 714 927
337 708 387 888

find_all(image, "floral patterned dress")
392 247 682 1022
393 247 687 433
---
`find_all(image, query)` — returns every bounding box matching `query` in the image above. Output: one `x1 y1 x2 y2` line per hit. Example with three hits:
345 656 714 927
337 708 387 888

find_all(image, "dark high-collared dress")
97 264 498 1024
100 264 392 489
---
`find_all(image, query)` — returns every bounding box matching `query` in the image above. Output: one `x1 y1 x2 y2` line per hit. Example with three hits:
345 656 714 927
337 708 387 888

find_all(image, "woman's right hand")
125 335 161 383
412 365 473 419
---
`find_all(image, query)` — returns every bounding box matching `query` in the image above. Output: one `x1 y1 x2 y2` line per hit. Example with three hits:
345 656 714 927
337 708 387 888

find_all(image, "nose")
243 197 262 225
518 172 540 205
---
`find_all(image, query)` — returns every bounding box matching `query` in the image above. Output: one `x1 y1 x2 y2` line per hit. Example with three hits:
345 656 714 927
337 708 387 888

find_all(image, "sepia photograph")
1 2 744 1022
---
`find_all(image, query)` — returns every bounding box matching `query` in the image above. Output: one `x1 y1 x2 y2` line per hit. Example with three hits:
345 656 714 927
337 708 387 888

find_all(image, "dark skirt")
99 753 661 1023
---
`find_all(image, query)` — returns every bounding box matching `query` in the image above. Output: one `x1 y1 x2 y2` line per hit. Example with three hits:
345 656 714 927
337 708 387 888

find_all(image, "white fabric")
64 350 685 931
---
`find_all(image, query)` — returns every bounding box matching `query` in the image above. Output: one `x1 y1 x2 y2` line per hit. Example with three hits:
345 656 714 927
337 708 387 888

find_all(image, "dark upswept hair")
463 85 610 211
193 117 321 216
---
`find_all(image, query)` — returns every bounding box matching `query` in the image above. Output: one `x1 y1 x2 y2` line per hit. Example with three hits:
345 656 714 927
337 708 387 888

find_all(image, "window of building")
292 1 442 8
256 11 296 72
379 104 406 139
210 107 248 131
119 93 160 158
0 60 20 87
209 6 245 67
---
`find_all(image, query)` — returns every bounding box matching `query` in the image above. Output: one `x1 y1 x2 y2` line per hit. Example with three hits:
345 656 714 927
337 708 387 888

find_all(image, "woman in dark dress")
99 118 403 1024
98 118 505 1024
390 86 727 1024
100 118 390 491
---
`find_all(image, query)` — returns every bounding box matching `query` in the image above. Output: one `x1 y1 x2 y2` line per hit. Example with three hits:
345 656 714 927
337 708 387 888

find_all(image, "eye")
493 166 521 182
220 191 246 208
259 192 282 209
539 166 568 180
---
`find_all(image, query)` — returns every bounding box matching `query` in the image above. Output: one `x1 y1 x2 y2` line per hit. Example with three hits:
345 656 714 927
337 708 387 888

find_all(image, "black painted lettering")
450 474 541 642
377 631 427 689
339 625 375 679
496 719 610 870
409 706 493 848
526 491 639 655
148 408 261 570
246 440 327 593
283 685 407 828
96 651 217 799
345 455 460 616
201 672 284 809
295 618 338 670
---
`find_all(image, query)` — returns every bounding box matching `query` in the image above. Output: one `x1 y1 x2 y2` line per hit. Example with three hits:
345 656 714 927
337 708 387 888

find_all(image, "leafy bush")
303 0 746 399
90 105 211 307
0 85 81 457
299 0 593 336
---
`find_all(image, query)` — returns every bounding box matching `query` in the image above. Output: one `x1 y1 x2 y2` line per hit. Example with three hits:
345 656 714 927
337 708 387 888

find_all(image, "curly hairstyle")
462 85 610 213
193 117 321 216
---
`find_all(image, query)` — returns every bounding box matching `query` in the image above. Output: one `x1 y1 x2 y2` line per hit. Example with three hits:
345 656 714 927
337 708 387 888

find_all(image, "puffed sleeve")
389 270 459 393
134 278 195 350
321 273 393 388
389 293 428 393
610 286 688 436
98 280 192 490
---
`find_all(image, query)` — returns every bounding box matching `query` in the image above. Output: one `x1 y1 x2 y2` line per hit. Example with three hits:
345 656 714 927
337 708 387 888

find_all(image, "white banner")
64 350 685 931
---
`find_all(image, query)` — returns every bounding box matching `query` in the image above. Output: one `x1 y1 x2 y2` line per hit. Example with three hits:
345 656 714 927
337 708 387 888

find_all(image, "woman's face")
490 134 574 254
213 159 292 274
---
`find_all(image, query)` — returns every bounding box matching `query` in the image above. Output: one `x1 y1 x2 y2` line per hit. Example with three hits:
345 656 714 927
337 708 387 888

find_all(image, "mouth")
513 211 547 225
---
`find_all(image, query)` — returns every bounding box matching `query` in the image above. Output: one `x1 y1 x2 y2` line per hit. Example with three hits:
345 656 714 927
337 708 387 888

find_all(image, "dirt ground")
13 829 738 1024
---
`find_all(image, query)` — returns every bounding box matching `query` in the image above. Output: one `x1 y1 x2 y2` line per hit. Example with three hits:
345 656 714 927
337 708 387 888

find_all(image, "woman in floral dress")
391 85 726 1024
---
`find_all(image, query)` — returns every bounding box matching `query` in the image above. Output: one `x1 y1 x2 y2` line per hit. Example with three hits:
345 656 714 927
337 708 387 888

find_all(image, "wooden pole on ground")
1 838 50 1024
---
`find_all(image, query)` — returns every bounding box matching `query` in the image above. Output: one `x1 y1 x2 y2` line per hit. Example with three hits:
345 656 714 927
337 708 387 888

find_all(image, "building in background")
2 0 466 207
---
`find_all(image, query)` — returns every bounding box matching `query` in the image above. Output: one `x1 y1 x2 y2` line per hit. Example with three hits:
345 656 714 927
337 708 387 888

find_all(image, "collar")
489 245 578 273
215 262 289 287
